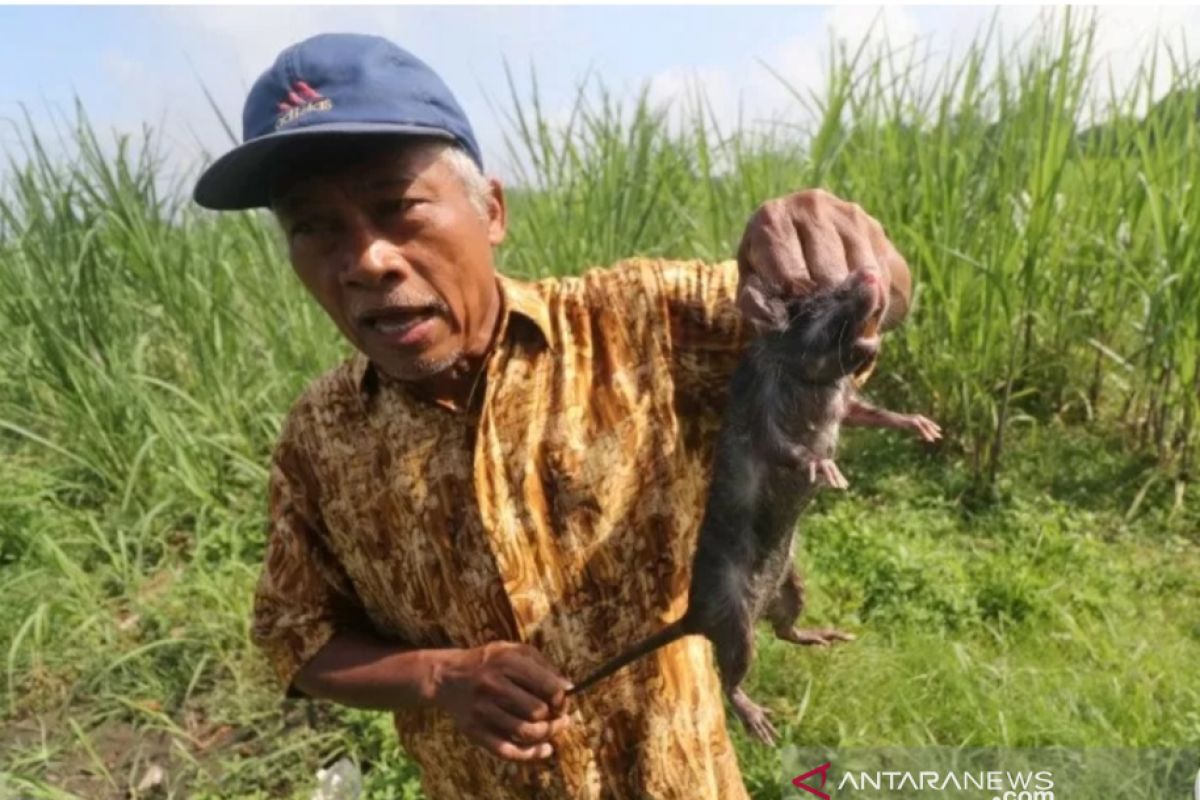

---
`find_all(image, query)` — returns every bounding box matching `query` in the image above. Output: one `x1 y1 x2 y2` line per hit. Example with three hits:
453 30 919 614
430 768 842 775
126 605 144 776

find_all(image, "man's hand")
736 188 912 333
432 641 573 762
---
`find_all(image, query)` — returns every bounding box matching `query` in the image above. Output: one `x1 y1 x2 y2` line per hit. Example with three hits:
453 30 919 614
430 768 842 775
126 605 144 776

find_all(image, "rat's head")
777 268 886 384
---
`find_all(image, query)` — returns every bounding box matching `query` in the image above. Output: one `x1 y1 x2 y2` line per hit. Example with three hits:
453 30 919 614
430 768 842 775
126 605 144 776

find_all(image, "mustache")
353 293 450 321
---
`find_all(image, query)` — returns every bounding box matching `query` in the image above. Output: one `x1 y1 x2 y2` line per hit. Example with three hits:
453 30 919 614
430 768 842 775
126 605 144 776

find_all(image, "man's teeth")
375 315 424 334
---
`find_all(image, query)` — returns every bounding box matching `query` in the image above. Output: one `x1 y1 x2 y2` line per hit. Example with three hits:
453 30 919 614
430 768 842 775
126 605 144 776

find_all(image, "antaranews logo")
790 761 1056 799
793 762 832 799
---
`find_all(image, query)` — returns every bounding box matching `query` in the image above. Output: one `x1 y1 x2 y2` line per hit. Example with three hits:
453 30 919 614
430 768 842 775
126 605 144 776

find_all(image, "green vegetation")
2 11 1197 799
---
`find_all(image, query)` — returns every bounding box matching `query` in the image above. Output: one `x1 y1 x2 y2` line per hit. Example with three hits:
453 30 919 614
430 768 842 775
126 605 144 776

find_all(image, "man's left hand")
735 189 912 333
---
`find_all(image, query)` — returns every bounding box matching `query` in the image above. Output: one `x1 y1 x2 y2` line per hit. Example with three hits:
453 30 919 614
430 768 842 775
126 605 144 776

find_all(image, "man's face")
271 140 506 382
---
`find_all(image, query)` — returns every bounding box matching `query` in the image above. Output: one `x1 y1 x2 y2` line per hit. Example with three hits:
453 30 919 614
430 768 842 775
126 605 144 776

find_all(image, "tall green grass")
1 9 1197 798
499 11 1199 491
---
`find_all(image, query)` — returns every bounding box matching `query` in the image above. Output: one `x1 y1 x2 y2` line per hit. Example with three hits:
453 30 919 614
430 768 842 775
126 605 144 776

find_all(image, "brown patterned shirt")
252 257 760 799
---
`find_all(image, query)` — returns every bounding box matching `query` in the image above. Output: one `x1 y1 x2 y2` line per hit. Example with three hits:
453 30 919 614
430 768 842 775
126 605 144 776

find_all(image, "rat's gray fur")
567 271 883 744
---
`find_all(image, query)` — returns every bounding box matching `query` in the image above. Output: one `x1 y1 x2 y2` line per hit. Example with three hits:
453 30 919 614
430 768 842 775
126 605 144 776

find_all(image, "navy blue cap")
193 33 483 210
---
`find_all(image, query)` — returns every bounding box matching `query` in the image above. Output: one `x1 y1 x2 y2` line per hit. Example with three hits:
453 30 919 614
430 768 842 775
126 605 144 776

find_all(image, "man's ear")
486 177 507 246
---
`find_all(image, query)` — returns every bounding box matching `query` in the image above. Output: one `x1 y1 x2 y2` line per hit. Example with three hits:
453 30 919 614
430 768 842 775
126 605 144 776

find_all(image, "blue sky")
2 6 1197 182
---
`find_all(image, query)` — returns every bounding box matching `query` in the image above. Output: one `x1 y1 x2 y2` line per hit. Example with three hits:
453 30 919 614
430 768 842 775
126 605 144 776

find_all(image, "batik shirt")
252 258 760 799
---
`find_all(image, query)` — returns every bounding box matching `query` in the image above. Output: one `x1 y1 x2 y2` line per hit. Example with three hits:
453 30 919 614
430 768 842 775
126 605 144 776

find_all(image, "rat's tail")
567 618 690 697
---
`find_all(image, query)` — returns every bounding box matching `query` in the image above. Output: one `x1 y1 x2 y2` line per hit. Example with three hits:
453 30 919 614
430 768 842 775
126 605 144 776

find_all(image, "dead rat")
567 268 940 745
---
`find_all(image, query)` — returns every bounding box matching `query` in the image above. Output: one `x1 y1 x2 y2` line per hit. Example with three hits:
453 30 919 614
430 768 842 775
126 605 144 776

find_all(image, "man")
193 32 913 800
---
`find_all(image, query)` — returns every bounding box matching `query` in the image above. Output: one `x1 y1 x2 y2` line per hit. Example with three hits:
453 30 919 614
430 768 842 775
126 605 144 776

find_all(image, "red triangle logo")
792 761 832 799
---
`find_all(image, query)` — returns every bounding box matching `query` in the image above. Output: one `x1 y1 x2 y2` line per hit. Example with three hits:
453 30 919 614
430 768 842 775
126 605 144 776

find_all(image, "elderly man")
194 33 912 800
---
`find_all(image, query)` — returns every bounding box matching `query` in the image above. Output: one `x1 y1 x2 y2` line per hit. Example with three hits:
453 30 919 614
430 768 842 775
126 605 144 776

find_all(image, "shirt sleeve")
250 420 365 697
643 258 753 418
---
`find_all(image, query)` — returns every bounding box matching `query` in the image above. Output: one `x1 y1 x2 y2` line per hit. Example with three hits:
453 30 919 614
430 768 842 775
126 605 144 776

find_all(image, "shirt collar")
495 270 554 351
352 270 553 396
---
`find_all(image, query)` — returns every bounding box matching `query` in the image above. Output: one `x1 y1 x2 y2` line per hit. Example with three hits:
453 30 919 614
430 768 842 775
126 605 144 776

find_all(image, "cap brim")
192 122 457 211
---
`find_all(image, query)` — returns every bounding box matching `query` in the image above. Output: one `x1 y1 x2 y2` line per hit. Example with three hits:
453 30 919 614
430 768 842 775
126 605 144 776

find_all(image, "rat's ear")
738 282 790 333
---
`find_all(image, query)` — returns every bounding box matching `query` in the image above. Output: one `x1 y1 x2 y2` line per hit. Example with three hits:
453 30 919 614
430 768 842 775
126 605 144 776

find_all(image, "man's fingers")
477 703 567 745
736 199 813 330
492 675 556 721
737 190 910 332
473 727 554 762
796 205 848 287
742 199 811 292
545 711 572 738
517 644 573 691
836 219 882 278
503 651 572 708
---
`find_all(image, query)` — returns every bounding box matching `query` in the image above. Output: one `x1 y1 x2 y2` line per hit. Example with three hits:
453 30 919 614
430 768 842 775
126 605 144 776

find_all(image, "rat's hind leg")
767 566 856 646
728 686 778 746
711 613 779 745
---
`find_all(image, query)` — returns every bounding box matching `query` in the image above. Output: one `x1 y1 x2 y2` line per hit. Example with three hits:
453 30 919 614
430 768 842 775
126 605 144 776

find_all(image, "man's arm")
252 423 571 762
295 632 573 761
639 258 753 412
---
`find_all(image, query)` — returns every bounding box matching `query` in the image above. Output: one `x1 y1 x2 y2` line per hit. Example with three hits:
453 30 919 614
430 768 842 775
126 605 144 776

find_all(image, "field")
2 13 1198 799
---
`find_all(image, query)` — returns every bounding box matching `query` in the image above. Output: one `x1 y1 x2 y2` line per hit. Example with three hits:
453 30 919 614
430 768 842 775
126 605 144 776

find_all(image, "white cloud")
636 4 1200 145
824 4 920 52
632 6 919 144
646 65 739 131
1087 6 1200 113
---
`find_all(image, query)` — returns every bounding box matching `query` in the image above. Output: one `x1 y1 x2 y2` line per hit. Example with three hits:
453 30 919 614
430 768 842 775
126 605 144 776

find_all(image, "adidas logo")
275 80 333 129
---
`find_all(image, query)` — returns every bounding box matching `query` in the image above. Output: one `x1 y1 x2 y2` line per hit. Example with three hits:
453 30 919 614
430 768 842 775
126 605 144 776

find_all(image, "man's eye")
379 197 429 219
290 217 334 239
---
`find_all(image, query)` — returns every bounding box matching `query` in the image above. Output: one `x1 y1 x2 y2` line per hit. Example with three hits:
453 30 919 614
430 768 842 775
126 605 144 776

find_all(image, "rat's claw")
812 459 848 489
912 415 943 442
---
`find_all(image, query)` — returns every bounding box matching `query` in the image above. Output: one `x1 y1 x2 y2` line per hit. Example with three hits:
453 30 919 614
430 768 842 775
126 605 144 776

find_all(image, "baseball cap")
193 33 483 210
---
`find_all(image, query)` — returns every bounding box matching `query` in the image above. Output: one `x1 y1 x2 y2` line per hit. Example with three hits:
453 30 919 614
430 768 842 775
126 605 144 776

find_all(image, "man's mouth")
360 307 440 348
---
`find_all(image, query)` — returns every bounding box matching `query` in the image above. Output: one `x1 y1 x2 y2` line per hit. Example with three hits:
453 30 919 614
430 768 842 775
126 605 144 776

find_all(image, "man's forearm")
292 631 574 762
293 630 453 712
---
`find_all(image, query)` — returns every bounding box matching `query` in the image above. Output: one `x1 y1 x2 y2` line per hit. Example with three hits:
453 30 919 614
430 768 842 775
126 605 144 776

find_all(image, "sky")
1 5 1198 185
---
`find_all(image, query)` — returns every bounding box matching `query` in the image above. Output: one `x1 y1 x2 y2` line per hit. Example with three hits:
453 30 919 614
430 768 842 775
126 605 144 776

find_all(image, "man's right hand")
431 641 573 761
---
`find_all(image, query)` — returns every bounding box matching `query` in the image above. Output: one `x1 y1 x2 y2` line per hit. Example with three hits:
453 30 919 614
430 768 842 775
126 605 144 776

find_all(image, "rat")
566 267 941 745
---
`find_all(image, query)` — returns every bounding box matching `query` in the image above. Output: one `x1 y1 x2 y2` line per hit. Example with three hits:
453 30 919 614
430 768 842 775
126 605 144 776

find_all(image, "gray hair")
438 142 491 220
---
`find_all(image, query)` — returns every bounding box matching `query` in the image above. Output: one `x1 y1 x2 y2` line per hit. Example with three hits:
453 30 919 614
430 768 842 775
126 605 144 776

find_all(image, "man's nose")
341 214 408 288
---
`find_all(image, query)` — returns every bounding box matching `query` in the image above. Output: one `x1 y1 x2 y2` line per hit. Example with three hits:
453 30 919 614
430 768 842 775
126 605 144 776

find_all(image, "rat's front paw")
904 414 943 443
806 458 848 489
